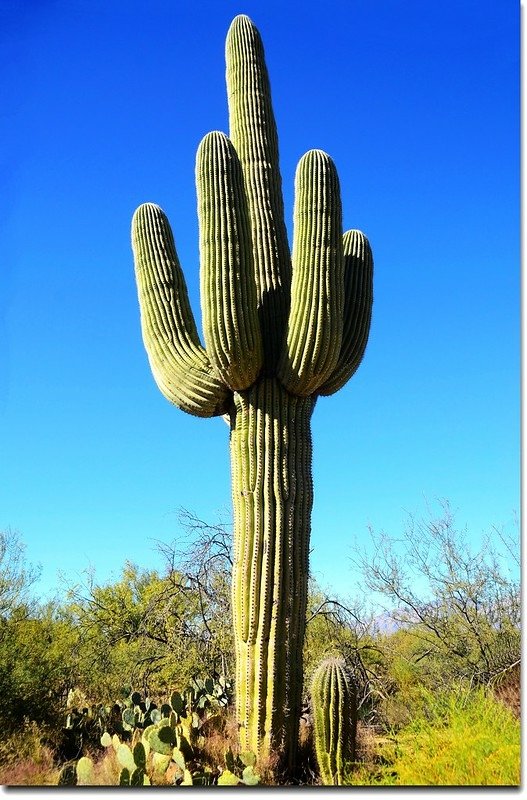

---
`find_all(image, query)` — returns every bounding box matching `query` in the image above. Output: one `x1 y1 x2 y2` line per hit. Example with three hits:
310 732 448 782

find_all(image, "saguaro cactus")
311 658 358 785
131 15 373 772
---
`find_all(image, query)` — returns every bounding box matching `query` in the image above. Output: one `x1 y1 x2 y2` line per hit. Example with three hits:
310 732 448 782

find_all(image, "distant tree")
0 530 76 733
352 500 520 687
0 528 40 616
0 603 76 732
155 508 234 679
65 510 234 698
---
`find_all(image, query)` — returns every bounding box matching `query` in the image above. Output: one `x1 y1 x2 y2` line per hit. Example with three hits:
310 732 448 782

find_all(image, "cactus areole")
131 15 373 773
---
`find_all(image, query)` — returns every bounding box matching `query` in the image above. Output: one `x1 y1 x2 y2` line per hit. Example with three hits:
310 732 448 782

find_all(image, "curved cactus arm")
278 150 344 396
225 14 291 369
318 229 373 396
196 131 263 391
132 203 230 417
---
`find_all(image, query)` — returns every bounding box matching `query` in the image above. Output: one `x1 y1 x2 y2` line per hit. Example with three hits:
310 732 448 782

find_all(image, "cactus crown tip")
133 202 161 220
231 13 254 25
228 14 258 37
202 130 228 142
299 148 334 167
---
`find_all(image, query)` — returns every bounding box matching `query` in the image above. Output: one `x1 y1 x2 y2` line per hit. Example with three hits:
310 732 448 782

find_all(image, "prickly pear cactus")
131 15 373 772
311 658 358 785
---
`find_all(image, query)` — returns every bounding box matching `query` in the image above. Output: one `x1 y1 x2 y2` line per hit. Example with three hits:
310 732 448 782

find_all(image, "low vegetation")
0 503 519 786
349 685 520 786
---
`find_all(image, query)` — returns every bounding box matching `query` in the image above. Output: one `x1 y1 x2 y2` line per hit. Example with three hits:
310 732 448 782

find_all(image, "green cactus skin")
76 756 95 785
131 14 373 772
311 658 357 785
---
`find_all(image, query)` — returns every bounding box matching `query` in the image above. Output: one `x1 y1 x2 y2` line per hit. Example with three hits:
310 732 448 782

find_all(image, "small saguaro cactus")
311 658 358 785
131 15 373 773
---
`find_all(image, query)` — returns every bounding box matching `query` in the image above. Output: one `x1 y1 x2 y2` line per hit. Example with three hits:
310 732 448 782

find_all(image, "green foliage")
0 604 76 735
348 687 520 786
0 529 40 614
65 563 199 699
2 508 520 787
0 720 57 786
64 517 234 702
303 579 385 724
0 533 77 735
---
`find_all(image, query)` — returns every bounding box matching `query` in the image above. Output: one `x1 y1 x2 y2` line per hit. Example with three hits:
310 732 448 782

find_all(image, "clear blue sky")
1 0 519 601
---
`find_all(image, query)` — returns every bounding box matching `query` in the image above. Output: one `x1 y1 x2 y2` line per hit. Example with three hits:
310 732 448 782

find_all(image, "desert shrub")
353 501 520 688
0 530 79 735
347 686 520 786
0 608 78 732
64 512 234 700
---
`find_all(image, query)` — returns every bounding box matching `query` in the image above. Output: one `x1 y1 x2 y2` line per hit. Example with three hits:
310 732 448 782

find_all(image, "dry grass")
88 749 121 786
255 747 284 785
354 720 381 764
0 752 59 787
0 721 59 786
198 707 240 769
492 664 520 719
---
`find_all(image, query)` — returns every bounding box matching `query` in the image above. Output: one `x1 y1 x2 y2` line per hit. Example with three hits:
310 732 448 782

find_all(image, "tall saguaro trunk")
230 379 314 765
131 14 373 778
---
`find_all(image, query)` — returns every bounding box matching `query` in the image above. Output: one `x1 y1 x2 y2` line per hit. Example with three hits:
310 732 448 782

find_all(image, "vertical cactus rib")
311 658 357 785
197 131 263 390
278 150 344 396
226 15 291 370
132 203 230 417
319 229 373 396
230 379 314 764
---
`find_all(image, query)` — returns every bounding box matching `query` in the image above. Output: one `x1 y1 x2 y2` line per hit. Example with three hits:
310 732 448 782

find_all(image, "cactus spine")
311 658 357 785
131 15 373 773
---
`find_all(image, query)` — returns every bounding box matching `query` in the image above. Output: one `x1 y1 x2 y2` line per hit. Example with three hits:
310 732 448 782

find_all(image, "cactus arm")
196 131 263 391
225 15 291 370
318 229 373 396
278 150 344 396
132 203 230 417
